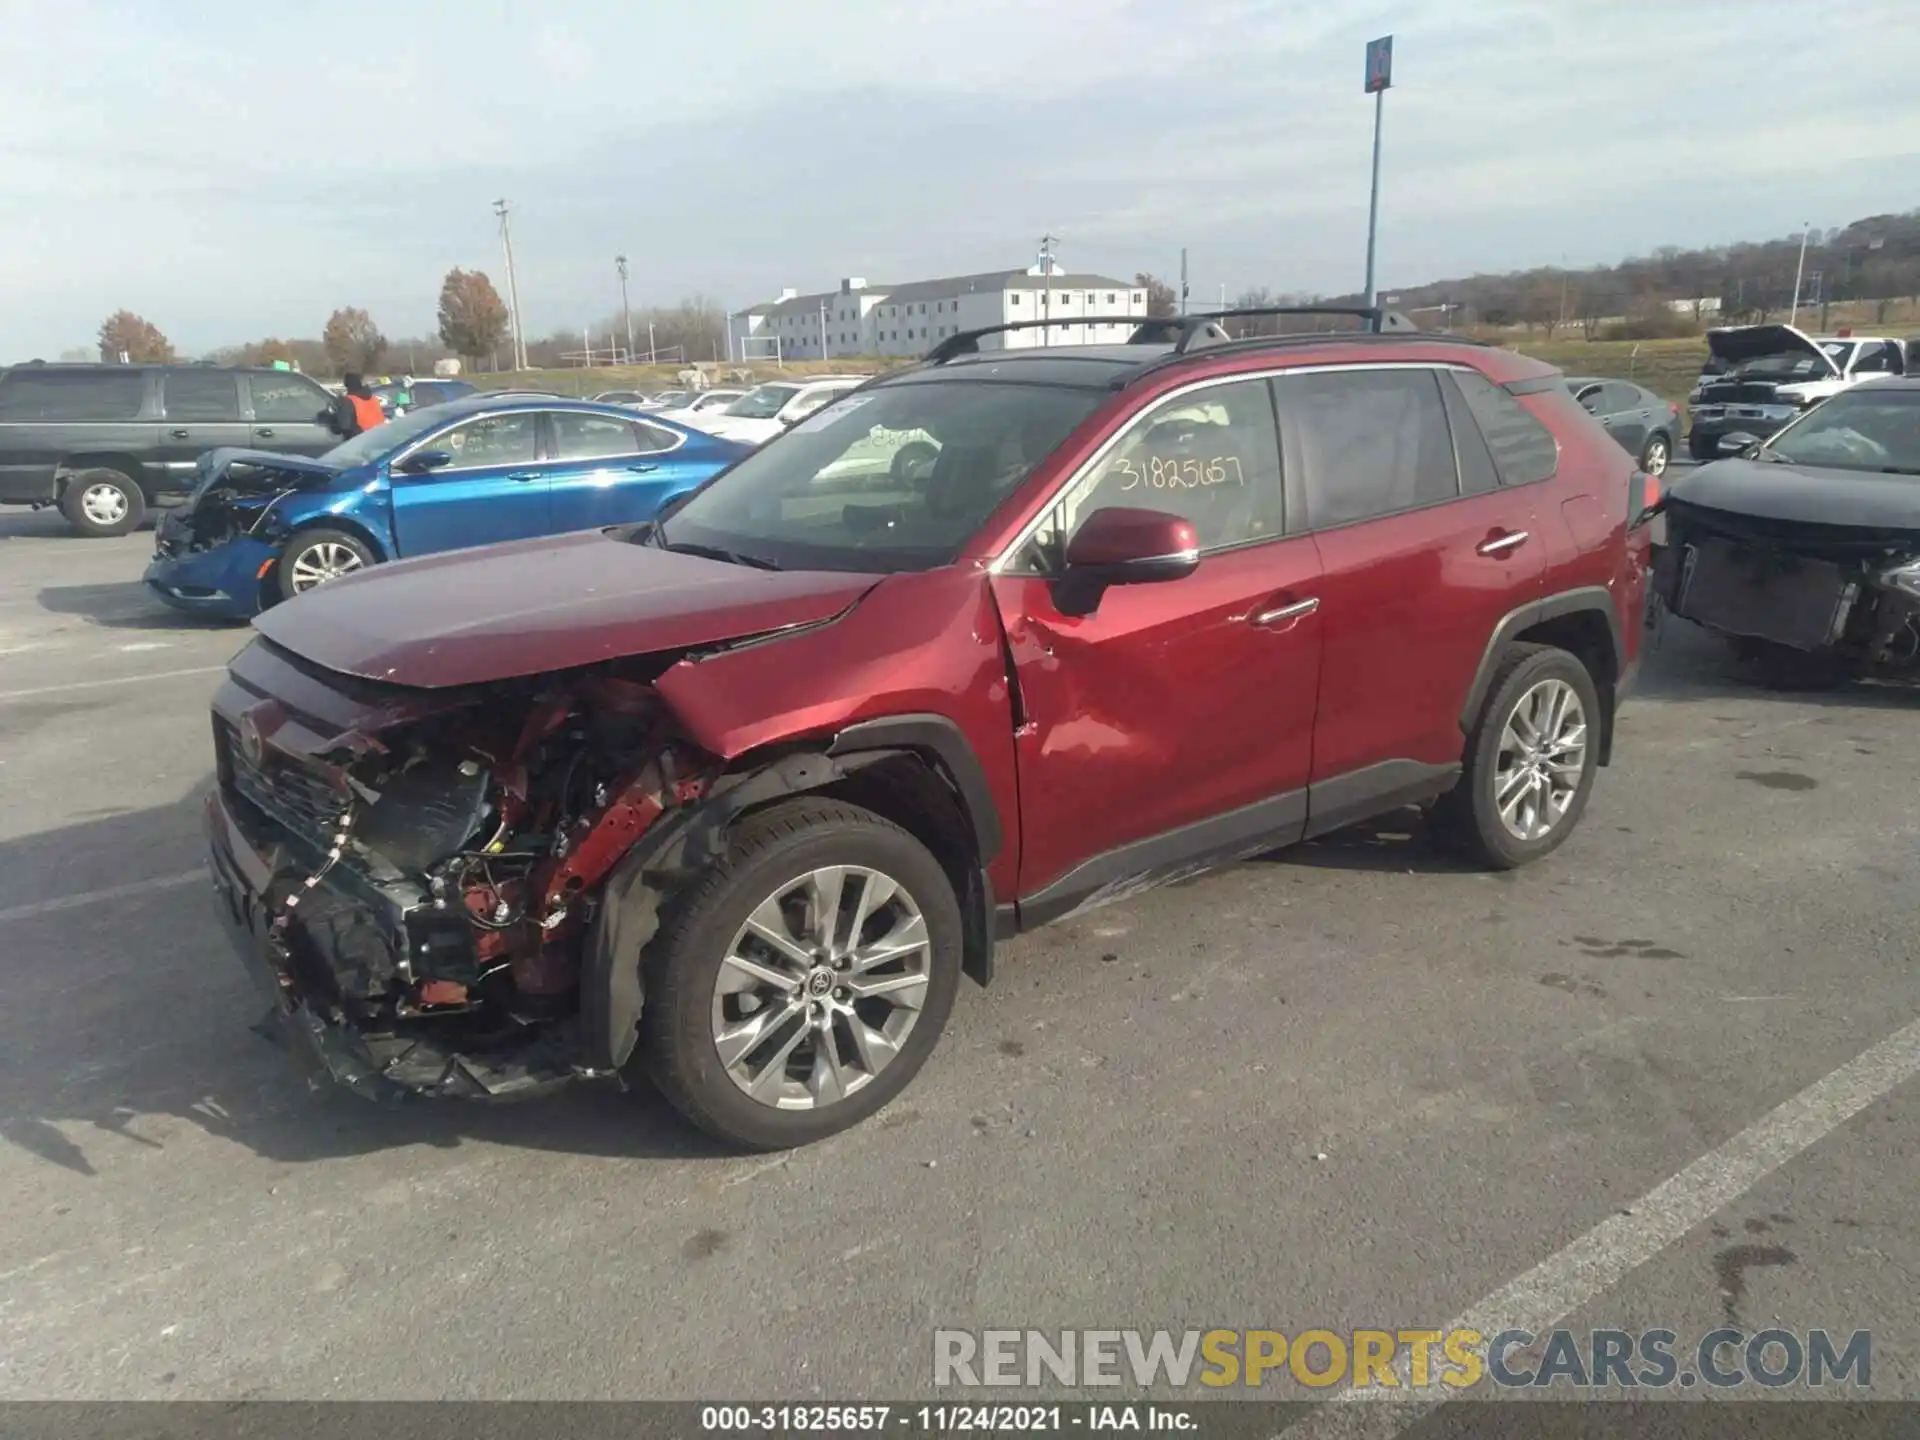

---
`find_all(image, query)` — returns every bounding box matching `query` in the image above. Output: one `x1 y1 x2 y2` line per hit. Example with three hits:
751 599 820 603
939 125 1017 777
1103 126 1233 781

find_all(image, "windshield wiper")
659 538 783 570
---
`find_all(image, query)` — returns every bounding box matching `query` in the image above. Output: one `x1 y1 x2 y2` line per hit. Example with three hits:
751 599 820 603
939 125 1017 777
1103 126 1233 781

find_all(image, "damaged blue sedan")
145 396 749 619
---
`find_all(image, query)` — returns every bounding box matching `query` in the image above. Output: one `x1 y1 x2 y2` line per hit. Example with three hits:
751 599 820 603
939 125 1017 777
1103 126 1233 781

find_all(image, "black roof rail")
921 315 1184 364
919 305 1418 366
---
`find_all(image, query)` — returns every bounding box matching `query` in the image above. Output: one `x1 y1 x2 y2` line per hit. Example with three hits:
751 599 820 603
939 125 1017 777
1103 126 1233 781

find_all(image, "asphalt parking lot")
2 504 1917 1413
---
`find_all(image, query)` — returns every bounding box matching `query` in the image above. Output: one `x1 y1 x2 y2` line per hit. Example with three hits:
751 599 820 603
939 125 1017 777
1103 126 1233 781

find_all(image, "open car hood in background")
1704 324 1841 376
251 528 882 688
190 448 344 500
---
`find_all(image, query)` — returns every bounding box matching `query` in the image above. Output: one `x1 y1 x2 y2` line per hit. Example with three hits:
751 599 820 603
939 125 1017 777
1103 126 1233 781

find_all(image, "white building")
729 265 1150 361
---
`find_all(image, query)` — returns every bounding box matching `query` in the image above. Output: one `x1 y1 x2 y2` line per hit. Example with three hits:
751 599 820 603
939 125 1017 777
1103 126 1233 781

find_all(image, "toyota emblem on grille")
237 710 265 766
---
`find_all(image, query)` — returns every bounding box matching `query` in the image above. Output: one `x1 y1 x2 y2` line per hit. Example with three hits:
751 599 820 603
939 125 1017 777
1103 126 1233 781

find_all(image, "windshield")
650 390 692 409
659 379 1103 572
1766 387 1920 474
1726 349 1833 381
724 384 800 419
321 404 448 467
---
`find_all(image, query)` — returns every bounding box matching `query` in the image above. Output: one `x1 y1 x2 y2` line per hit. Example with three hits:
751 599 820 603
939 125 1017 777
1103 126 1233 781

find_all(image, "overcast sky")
3 0 1915 359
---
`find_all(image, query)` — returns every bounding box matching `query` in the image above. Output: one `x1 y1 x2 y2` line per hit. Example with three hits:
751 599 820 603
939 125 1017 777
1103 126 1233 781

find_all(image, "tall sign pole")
1179 247 1189 315
1362 35 1393 310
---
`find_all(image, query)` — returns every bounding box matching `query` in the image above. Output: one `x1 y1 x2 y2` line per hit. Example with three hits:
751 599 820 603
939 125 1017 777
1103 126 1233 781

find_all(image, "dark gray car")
1566 376 1680 477
0 363 341 536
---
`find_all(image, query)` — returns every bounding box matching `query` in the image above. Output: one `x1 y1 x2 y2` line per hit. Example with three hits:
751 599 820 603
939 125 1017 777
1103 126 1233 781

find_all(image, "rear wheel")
1432 644 1600 870
641 798 963 1150
1640 433 1670 477
59 469 146 537
276 527 374 598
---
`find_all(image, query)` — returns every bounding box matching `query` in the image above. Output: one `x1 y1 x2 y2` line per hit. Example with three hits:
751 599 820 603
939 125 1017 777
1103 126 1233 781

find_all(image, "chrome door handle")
507 471 543 483
255 427 275 438
169 428 190 439
1252 597 1319 626
1477 530 1529 557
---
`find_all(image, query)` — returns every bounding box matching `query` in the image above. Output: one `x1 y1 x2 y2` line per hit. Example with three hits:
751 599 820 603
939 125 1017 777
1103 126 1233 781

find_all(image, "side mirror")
1055 507 1200 613
398 449 454 475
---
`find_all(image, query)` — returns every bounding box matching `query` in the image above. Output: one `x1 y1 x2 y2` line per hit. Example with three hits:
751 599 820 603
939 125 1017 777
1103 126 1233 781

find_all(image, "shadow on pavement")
0 509 157 541
37 581 240 631
0 786 731 1177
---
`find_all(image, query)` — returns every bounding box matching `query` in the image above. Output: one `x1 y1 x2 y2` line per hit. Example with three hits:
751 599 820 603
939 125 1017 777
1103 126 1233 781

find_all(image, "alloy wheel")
710 864 931 1110
1643 437 1670 477
287 542 365 592
1493 678 1588 842
81 483 129 527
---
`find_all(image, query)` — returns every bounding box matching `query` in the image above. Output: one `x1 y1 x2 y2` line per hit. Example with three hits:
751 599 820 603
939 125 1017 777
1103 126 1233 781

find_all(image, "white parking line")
0 665 227 703
1287 1013 1920 1436
0 870 206 925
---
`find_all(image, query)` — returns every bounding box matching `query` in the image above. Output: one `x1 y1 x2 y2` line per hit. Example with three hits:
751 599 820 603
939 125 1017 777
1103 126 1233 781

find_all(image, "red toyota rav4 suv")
203 310 1650 1148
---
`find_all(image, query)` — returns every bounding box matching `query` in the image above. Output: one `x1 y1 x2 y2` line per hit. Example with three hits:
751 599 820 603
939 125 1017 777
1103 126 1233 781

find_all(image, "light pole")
1038 233 1057 347
1789 221 1813 326
615 255 633 363
493 199 527 371
1361 36 1394 309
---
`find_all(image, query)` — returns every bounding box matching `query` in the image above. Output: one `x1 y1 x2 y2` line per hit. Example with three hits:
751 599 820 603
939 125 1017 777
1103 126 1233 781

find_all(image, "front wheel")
275 527 374 599
1431 644 1601 869
641 798 963 1150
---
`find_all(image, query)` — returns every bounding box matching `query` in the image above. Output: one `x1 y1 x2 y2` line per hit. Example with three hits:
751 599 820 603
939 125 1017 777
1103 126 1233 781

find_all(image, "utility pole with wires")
493 199 528 371
1179 247 1189 315
1038 233 1058 347
615 255 633 364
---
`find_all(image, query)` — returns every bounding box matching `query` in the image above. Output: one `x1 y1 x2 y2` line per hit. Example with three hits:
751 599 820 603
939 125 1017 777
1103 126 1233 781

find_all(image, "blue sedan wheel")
280 528 374 597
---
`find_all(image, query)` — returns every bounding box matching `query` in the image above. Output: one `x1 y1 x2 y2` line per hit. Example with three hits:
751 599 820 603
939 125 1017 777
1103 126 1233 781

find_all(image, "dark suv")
200 309 1651 1149
0 363 340 536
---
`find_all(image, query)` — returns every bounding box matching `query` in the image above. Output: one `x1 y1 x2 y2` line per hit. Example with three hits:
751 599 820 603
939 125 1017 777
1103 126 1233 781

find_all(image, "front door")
991 376 1323 919
1273 366 1546 831
156 371 251 488
544 411 705 532
244 372 339 456
389 410 549 556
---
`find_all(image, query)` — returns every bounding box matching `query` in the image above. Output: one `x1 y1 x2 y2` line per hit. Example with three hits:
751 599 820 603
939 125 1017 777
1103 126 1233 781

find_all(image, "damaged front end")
207 640 716 1101
1658 498 1920 677
148 451 342 618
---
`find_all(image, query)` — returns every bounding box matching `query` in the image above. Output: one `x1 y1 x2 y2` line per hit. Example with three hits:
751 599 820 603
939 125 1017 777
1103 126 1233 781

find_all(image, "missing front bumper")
1673 539 1855 651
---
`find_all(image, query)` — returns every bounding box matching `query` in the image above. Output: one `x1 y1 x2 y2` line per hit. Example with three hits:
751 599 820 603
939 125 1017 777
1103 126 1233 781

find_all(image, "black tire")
1640 432 1671 477
1431 643 1601 870
274 527 375 601
640 798 964 1150
59 468 146 537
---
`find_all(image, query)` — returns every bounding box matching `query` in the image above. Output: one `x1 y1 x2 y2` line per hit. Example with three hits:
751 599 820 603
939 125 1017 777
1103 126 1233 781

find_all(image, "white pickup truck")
1687 324 1910 459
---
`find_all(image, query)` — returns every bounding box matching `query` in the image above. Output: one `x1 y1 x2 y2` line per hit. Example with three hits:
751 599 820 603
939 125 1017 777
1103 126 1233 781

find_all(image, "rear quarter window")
1450 370 1558 485
0 369 147 422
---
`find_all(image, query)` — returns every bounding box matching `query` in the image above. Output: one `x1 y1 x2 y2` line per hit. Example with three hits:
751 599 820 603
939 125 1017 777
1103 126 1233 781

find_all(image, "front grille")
1699 382 1780 404
217 719 350 849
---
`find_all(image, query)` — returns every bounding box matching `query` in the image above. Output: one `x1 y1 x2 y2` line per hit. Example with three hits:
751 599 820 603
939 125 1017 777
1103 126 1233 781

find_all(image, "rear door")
245 371 339 455
0 368 155 502
991 375 1324 912
388 410 548 556
1275 365 1546 829
1600 382 1650 452
156 370 251 490
543 411 708 532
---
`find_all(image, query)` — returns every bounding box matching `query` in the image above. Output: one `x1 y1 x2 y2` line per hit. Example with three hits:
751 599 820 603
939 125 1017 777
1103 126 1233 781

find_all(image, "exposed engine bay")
1658 497 1920 678
156 454 332 558
217 664 716 1099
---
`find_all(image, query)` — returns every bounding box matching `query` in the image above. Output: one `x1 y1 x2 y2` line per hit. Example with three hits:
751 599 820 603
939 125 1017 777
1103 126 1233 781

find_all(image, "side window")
1450 370 1558 486
162 370 242 422
1572 383 1607 414
0 370 146 421
1604 382 1642 412
785 388 841 422
1020 377 1283 569
1439 372 1501 496
1279 368 1457 530
249 373 331 424
633 422 681 454
1853 342 1894 375
437 413 539 470
552 411 642 461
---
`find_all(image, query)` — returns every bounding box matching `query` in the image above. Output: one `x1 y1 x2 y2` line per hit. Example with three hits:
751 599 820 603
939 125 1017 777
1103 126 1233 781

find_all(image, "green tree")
437 269 510 366
322 307 388 375
97 310 174 363
1135 273 1177 318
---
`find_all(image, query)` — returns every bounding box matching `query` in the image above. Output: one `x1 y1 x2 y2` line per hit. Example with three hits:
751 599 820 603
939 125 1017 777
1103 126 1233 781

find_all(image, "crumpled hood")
251 527 882 688
1705 323 1840 376
1668 458 1920 533
188 447 345 503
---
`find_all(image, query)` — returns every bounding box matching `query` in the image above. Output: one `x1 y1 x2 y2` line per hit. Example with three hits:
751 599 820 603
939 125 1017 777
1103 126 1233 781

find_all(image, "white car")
653 389 748 426
699 377 868 446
